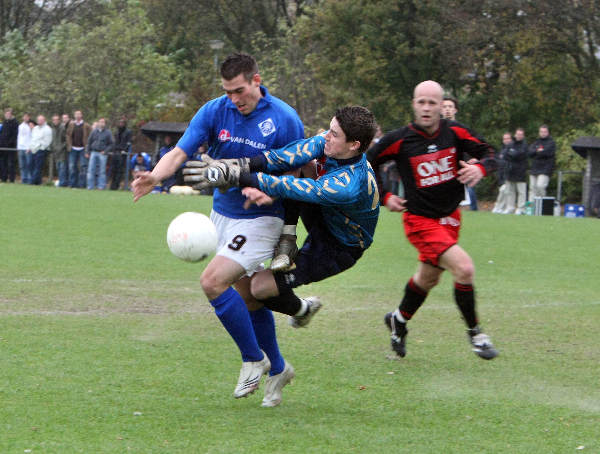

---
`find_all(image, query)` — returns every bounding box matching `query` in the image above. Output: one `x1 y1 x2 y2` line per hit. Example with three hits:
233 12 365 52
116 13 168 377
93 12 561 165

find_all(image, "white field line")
425 376 600 414
1 300 598 317
0 306 212 316
319 300 600 313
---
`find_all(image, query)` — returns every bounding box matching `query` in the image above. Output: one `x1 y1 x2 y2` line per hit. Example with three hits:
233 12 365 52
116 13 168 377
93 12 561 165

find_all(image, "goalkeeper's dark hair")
334 106 377 154
220 53 259 82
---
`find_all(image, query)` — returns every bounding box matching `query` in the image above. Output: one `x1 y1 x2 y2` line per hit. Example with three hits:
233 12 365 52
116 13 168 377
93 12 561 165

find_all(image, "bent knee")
454 261 475 283
414 271 440 291
250 272 277 300
200 269 229 299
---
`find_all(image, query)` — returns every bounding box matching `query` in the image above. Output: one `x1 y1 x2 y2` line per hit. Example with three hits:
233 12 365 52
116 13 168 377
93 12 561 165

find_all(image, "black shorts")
274 203 363 292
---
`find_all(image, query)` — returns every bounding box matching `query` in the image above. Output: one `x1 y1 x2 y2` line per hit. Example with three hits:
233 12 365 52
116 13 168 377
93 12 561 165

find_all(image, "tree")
293 0 445 130
0 0 176 122
0 0 106 43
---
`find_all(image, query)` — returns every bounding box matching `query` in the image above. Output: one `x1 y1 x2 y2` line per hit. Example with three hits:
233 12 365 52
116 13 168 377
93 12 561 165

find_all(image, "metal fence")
0 146 133 189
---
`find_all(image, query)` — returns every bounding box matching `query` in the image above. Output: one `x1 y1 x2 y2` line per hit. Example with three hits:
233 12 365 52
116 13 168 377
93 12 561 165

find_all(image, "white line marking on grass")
425 376 600 414
522 300 600 308
0 306 213 316
321 300 600 314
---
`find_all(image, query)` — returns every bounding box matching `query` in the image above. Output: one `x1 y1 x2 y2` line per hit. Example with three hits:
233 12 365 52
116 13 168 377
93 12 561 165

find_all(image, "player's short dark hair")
334 106 377 154
220 53 259 82
540 124 549 131
443 96 458 110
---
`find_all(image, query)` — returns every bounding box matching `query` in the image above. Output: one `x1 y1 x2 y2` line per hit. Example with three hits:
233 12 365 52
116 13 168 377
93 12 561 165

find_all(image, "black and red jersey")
367 119 495 219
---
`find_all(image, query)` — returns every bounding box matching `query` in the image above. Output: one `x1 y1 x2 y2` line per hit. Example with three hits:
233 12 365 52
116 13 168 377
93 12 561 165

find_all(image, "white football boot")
233 350 271 398
261 361 295 407
289 297 322 328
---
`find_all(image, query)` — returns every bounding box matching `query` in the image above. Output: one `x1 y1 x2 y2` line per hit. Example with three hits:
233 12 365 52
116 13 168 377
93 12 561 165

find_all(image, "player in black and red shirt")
367 80 498 360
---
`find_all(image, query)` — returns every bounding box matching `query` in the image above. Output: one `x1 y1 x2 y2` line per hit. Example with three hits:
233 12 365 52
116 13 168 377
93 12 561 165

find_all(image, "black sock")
259 289 302 316
399 278 428 320
454 282 478 329
283 199 301 226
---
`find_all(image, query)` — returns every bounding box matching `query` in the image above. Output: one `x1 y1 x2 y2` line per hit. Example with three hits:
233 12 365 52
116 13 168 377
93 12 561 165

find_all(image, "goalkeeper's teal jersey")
257 134 380 249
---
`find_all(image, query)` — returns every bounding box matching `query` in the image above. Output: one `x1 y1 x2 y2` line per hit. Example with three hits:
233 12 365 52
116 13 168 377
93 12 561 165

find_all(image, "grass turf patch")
1 184 598 453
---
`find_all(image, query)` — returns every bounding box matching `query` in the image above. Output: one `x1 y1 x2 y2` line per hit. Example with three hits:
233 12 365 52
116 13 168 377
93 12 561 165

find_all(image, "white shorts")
210 211 284 274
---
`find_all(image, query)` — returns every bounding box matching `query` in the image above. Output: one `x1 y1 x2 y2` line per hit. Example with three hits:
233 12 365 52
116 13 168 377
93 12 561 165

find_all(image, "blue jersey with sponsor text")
256 134 380 249
176 86 304 219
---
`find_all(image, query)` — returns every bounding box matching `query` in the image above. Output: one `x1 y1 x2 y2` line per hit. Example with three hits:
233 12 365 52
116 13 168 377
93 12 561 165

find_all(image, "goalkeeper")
184 106 379 327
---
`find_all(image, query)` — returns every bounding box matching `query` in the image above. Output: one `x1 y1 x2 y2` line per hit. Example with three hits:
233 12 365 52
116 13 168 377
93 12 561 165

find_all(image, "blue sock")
249 307 285 376
210 287 263 362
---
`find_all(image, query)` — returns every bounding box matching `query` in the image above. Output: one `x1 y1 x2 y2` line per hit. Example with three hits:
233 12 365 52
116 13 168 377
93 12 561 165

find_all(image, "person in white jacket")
17 113 32 183
30 115 53 185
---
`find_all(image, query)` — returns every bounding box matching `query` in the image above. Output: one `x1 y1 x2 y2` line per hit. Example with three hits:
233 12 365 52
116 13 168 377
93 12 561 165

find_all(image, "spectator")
503 127 528 214
18 114 33 183
130 151 151 175
109 116 132 190
29 115 53 185
86 118 114 190
155 135 176 192
66 110 92 188
591 182 600 218
50 114 68 187
0 108 19 182
492 132 511 213
191 143 207 161
528 124 556 200
441 96 458 121
442 96 478 210
61 114 71 182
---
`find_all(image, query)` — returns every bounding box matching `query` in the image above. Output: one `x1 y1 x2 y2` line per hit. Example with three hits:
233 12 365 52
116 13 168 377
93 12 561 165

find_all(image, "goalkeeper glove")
183 154 249 191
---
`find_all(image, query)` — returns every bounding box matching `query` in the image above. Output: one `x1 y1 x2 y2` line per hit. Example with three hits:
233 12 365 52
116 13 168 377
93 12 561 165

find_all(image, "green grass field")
1 184 599 453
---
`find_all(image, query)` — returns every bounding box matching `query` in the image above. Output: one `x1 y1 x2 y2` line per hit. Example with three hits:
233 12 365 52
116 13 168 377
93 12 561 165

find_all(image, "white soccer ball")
166 212 218 262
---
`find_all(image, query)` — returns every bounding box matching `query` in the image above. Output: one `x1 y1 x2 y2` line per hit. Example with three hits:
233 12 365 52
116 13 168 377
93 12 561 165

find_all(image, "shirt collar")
330 153 363 166
410 120 442 139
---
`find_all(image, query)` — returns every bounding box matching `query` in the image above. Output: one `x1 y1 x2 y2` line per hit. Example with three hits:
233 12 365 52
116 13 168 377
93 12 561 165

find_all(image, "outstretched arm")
132 147 187 201
259 135 326 174
243 167 369 207
182 135 326 192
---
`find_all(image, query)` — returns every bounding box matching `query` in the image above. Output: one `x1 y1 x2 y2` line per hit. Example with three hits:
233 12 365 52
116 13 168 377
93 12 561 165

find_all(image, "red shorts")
403 209 461 267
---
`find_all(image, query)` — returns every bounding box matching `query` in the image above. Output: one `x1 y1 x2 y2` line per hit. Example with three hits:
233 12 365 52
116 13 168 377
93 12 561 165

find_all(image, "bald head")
413 80 444 101
412 80 444 134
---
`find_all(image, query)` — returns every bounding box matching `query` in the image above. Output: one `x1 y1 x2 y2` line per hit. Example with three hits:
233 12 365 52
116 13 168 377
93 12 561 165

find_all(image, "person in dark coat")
528 124 556 200
0 108 19 182
504 127 528 214
492 132 512 213
50 114 68 187
109 116 132 190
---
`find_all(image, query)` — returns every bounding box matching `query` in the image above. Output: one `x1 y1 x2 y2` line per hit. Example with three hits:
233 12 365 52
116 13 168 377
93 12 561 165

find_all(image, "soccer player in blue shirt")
183 106 379 331
132 53 304 407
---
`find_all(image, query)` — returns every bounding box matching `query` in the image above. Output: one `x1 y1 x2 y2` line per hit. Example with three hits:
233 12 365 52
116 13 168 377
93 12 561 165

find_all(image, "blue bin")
564 204 585 218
